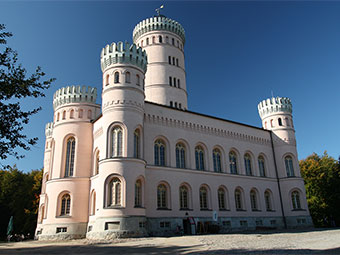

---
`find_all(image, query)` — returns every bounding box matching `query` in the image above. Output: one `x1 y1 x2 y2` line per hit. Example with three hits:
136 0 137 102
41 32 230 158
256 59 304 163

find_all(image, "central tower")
133 15 187 109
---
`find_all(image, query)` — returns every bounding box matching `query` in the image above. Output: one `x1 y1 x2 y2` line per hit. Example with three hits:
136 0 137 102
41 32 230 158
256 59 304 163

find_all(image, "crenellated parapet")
133 16 185 44
45 122 53 138
53 85 97 110
258 97 292 119
100 41 147 72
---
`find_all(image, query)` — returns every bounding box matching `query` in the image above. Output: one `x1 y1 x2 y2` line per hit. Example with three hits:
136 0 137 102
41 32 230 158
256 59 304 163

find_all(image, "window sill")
236 209 247 212
219 209 230 211
157 208 171 211
134 206 145 209
104 206 125 209
179 208 193 211
200 208 212 211
56 215 71 218
266 209 276 212
251 209 262 212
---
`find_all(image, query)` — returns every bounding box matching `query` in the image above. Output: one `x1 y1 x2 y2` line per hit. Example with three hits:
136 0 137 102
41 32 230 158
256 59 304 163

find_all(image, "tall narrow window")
278 118 283 126
57 112 60 121
168 56 171 64
87 110 92 119
78 109 83 118
244 153 252 176
172 57 175 65
152 36 155 44
195 146 205 170
213 149 222 172
285 156 295 177
176 58 179 66
125 71 131 83
90 191 96 215
154 139 165 166
176 143 186 168
178 79 180 88
291 191 301 210
172 38 175 45
166 36 169 43
264 191 272 211
179 185 189 209
173 77 176 87
169 76 172 86
157 184 167 209
250 190 258 211
111 126 123 157
229 151 238 174
62 111 66 120
159 35 162 43
95 150 100 175
199 187 208 209
106 74 110 85
64 137 75 177
60 194 71 215
235 189 243 210
146 38 149 45
136 74 140 86
70 109 74 119
258 156 266 177
134 129 140 158
218 188 226 210
135 179 142 207
170 101 173 107
285 117 290 126
109 178 121 206
114 71 119 83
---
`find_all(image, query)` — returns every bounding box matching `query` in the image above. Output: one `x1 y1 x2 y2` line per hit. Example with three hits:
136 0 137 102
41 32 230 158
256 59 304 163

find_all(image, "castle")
35 14 312 240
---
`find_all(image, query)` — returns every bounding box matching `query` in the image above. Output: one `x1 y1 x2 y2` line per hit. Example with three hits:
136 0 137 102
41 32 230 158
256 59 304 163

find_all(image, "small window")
62 111 66 120
265 190 272 211
78 109 83 118
141 40 143 47
179 103 182 109
114 72 119 83
165 36 169 43
177 40 179 47
278 118 283 126
146 38 149 45
125 72 131 83
172 38 175 45
111 126 123 157
152 36 155 44
170 101 173 107
177 79 180 88
168 56 171 64
87 110 92 119
285 156 295 177
134 129 140 158
57 112 60 121
176 58 179 66
173 78 176 87
64 137 75 177
60 194 71 215
70 109 74 119
105 74 109 85
172 57 175 65
169 76 172 86
136 74 140 86
174 102 177 108
56 227 67 233
159 35 162 43
291 191 301 210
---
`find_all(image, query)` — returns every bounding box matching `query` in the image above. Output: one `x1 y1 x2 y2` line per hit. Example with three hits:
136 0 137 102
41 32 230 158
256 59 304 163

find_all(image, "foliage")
0 166 42 240
300 152 340 227
0 24 55 163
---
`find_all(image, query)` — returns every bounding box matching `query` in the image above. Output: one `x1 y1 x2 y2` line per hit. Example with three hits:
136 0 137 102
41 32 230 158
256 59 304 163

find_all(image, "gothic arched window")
250 190 258 211
218 188 226 210
213 148 222 172
264 190 272 211
235 189 243 210
114 71 119 83
135 179 142 207
199 186 208 210
154 139 166 166
229 151 238 174
179 185 189 209
125 71 131 83
134 129 140 158
291 191 301 210
285 156 295 177
157 184 167 209
195 146 205 170
244 153 252 176
60 194 71 216
278 118 283 126
109 178 121 206
64 137 75 177
258 156 266 177
176 143 186 169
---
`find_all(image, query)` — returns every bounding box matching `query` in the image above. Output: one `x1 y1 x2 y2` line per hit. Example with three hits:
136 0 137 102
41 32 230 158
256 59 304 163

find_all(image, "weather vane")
155 5 164 16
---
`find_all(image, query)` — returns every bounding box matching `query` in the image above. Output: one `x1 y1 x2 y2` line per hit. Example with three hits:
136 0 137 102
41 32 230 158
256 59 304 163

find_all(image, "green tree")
0 24 55 163
300 152 340 227
0 166 42 240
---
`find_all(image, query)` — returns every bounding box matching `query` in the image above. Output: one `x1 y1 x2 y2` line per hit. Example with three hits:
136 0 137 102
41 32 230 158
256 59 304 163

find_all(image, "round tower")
133 15 187 109
86 41 147 239
36 85 100 240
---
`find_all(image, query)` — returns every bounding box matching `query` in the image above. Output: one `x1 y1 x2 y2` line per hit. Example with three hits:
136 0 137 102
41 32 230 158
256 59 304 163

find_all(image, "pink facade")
35 15 312 240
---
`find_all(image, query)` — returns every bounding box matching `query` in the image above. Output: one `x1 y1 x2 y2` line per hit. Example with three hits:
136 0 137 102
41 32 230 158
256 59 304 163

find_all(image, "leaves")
0 24 55 162
300 152 340 227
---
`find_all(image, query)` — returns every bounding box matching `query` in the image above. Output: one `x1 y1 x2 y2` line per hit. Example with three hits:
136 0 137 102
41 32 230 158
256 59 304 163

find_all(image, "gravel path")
0 229 339 254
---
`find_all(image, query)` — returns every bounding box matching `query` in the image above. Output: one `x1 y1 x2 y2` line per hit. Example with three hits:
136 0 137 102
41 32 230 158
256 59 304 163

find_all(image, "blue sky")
1 1 339 171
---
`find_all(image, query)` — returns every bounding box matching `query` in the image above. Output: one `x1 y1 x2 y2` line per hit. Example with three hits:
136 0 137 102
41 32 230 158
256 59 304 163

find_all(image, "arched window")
146 38 149 45
179 185 189 209
152 36 155 44
176 58 179 66
90 191 96 215
141 40 143 47
172 57 175 65
157 184 167 209
270 119 274 127
64 137 75 177
70 109 74 119
60 194 71 216
218 188 226 210
169 76 172 86
87 110 92 119
111 126 123 157
278 118 283 126
199 186 208 210
213 148 222 172
62 111 66 120
114 71 119 83
159 35 162 43
250 190 258 211
166 36 169 43
125 71 131 83
229 151 238 174
173 78 176 87
109 178 121 206
285 117 290 126
38 204 45 223
136 74 140 86
105 74 109 85
195 146 205 170
170 101 173 107
264 190 272 211
94 150 100 175
135 179 142 207
57 112 60 121
172 38 175 45
258 156 266 177
154 139 165 166
176 143 186 169
244 153 252 176
168 56 171 64
235 189 243 210
78 109 83 118
134 129 140 158
285 156 295 177
291 191 301 210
